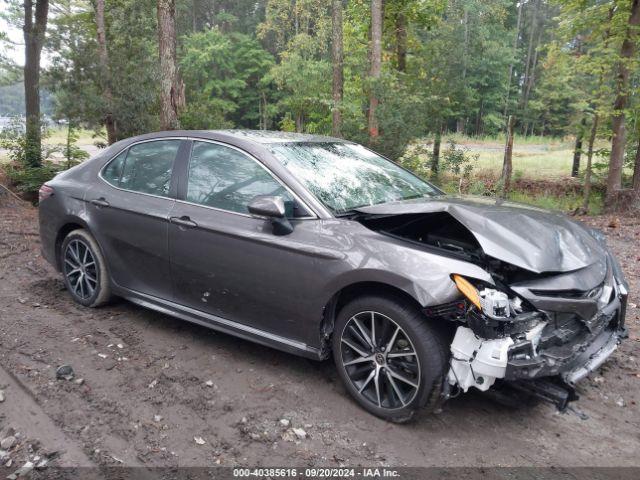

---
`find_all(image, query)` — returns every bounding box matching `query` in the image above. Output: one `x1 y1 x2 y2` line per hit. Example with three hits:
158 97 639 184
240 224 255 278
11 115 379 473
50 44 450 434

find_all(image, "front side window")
186 141 294 215
102 140 180 197
269 142 442 214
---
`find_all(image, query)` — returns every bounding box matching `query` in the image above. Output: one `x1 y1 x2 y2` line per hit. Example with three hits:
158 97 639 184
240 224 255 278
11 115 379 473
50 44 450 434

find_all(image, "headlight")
452 274 481 309
452 275 521 320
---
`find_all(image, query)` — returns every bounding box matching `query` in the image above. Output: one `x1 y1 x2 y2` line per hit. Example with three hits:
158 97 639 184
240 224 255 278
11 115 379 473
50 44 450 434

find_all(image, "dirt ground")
0 192 639 472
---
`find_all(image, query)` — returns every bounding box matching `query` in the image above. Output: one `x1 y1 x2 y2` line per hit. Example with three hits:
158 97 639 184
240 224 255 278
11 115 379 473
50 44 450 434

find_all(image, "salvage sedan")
39 130 629 422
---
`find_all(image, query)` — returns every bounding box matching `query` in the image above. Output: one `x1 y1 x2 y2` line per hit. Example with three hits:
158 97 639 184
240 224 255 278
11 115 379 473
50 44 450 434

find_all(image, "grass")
438 134 616 180
44 126 97 146
507 189 604 214
446 132 570 147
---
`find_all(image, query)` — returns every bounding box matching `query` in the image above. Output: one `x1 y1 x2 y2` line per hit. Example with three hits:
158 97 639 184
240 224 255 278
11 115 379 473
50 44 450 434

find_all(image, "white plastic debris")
194 436 206 445
292 427 307 439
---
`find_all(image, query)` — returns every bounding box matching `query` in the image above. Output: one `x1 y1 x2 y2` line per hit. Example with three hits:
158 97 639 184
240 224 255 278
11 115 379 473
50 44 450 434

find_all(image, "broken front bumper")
505 290 627 385
447 275 628 396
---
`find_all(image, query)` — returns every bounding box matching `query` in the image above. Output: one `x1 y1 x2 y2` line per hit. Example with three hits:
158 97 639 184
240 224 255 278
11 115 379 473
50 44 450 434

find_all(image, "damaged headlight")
452 274 544 340
452 274 522 319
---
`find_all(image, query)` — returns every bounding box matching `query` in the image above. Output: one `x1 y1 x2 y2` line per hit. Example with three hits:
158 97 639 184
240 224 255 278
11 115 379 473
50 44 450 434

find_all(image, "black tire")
332 294 449 423
60 229 112 307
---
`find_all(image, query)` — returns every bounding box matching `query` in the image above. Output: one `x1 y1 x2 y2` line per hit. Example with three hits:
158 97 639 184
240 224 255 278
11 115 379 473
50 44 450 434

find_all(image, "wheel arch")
319 280 427 358
53 217 93 271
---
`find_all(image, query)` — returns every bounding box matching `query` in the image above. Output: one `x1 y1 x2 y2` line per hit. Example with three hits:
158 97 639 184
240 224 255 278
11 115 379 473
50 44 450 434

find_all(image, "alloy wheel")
340 311 421 409
64 239 98 300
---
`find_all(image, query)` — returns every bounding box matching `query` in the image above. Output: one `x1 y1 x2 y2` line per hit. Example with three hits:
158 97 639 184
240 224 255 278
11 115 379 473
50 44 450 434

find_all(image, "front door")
168 140 322 342
86 139 184 299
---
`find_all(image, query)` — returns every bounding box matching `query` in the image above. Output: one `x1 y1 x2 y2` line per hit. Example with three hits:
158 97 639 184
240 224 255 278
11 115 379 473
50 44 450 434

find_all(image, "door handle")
90 198 110 208
169 216 198 228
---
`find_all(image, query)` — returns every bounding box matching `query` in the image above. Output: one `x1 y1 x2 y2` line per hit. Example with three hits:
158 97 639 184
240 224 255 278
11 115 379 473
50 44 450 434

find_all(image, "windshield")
269 142 441 214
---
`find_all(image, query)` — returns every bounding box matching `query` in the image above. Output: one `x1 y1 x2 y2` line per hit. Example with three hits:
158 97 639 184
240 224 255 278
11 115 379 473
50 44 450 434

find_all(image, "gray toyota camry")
38 130 628 422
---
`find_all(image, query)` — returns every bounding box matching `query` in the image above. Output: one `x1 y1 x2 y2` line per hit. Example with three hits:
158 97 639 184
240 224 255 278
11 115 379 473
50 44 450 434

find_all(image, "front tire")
332 294 449 423
60 229 112 307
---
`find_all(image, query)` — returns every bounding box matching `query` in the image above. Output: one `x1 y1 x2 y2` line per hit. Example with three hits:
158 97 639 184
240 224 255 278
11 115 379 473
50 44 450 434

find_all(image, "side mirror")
248 196 294 236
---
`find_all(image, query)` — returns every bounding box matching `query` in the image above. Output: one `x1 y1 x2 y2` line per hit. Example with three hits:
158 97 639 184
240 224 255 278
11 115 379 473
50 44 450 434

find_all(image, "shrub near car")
39 130 629 422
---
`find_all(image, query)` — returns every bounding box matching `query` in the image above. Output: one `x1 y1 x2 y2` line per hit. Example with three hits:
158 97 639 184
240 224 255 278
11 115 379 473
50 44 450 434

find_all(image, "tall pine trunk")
571 118 586 177
501 115 515 199
331 0 343 137
605 0 640 211
395 9 407 72
23 0 49 167
504 0 523 118
431 128 442 176
582 114 599 214
632 138 640 197
368 0 383 143
93 0 117 144
158 0 184 130
457 7 469 134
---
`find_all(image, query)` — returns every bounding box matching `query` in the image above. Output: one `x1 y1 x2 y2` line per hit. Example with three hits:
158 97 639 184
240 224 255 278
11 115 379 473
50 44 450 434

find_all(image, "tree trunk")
500 115 515 199
395 9 407 72
295 112 303 133
259 92 268 130
632 138 640 195
571 118 586 177
23 0 49 167
93 0 117 144
504 0 523 118
582 114 599 214
157 0 184 130
523 3 544 113
521 0 539 111
368 0 383 143
431 128 442 176
331 0 343 137
457 7 469 134
605 0 640 211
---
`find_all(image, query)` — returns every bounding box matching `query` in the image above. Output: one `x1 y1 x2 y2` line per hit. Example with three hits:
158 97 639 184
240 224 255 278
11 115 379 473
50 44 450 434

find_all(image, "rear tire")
332 294 449 423
60 229 112 307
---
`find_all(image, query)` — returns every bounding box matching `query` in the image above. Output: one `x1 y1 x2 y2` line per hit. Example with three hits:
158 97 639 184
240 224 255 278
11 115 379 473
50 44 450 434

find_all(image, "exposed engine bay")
355 208 629 410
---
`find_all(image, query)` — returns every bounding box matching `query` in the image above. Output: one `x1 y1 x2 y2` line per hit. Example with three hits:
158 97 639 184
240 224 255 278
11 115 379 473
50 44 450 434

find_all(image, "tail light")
39 184 54 203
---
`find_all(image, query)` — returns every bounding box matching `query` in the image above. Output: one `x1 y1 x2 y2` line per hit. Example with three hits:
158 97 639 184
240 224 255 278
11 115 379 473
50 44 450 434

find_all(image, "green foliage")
398 142 434 181
399 139 478 188
179 29 274 129
63 125 90 168
32 0 639 214
441 140 478 180
0 118 66 196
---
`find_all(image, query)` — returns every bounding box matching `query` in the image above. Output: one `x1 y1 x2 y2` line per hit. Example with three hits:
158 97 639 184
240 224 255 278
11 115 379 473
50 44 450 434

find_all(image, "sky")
1 12 25 66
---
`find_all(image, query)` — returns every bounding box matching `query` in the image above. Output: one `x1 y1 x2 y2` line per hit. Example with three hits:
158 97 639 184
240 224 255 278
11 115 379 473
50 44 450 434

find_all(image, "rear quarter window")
101 140 180 197
102 151 126 186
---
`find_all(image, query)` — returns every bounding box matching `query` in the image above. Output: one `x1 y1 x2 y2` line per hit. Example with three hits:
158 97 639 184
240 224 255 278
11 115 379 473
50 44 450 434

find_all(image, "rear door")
168 140 322 342
87 139 186 298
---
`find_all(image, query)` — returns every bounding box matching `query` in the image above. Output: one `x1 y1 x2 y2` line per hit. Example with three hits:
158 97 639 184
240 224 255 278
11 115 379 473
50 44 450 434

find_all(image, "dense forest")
0 0 639 211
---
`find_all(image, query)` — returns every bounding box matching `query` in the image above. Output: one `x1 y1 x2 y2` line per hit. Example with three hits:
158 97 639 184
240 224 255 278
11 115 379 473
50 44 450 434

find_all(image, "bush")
0 117 82 201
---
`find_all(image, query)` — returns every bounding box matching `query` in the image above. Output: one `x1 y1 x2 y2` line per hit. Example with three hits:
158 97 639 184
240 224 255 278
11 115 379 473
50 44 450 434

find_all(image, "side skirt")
115 287 323 360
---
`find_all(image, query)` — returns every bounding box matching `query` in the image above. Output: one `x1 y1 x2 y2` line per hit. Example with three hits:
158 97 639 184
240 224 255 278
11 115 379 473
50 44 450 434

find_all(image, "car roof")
116 129 351 146
211 129 349 144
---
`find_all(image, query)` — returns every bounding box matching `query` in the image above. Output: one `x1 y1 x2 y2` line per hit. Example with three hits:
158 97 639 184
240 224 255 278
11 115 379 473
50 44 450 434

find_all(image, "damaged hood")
355 196 607 274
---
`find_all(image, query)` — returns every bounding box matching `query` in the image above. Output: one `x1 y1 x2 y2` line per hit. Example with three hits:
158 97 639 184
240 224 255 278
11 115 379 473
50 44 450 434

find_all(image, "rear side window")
186 141 295 215
102 151 126 185
102 140 180 197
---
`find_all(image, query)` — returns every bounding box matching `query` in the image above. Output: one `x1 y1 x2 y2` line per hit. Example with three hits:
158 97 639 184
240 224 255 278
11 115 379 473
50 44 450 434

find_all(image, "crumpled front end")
353 197 629 408
441 248 628 405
